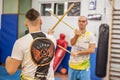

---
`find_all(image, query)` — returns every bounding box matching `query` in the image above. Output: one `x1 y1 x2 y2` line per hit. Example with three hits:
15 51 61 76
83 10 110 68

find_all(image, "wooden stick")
107 0 115 80
58 45 71 54
50 1 76 30
48 11 75 31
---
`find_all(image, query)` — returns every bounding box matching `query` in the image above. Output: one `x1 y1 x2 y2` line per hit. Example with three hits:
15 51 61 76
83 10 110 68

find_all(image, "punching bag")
53 33 68 71
96 24 109 78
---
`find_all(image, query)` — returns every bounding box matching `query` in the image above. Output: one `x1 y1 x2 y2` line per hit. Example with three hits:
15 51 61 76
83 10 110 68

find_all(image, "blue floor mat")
0 66 21 80
55 78 61 80
0 66 61 80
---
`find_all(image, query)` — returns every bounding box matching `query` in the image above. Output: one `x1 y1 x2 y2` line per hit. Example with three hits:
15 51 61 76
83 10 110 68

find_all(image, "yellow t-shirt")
69 31 96 70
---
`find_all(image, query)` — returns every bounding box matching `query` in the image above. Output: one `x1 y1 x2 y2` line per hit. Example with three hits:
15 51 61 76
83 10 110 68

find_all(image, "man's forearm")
70 35 79 46
5 57 21 75
77 48 95 54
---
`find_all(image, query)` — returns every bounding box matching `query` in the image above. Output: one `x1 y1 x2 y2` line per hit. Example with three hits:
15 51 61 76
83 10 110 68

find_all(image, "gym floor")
55 72 68 80
0 64 68 80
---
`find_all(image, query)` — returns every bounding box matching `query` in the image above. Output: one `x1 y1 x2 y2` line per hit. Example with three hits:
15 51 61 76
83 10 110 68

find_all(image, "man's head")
78 16 88 30
24 8 42 28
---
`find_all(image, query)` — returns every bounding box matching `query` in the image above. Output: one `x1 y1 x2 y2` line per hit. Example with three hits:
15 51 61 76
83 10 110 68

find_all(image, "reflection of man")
68 16 96 80
5 8 56 80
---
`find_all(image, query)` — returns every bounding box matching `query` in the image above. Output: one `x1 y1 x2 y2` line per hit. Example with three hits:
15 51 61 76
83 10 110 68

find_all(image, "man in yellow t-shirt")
68 16 96 80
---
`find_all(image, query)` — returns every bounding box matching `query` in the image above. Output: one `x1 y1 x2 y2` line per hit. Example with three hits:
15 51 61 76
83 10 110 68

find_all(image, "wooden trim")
2 0 4 14
111 55 120 59
112 33 120 35
113 14 120 16
110 69 120 73
17 12 19 39
111 42 120 44
110 61 120 64
111 47 120 49
111 51 120 54
113 19 120 20
112 38 120 40
108 0 115 80
110 67 120 72
112 28 120 30
31 0 32 9
110 72 120 79
110 74 120 78
112 23 120 25
114 9 120 11
18 0 20 14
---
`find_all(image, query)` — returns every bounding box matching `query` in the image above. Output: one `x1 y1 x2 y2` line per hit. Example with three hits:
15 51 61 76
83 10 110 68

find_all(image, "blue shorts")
68 67 90 80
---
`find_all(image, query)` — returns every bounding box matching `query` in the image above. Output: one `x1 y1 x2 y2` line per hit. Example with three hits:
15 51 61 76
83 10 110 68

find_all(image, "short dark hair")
25 8 40 21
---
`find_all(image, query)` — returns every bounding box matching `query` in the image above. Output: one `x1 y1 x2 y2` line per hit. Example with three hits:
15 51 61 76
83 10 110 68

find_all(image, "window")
40 2 80 16
54 3 64 15
67 2 81 16
41 3 51 16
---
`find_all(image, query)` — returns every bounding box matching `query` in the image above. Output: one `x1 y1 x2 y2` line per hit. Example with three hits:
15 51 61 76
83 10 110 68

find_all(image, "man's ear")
24 19 29 27
86 21 88 25
40 18 42 25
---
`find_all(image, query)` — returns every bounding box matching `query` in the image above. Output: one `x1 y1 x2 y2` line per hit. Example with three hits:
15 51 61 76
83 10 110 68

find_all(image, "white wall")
0 0 2 30
32 0 112 46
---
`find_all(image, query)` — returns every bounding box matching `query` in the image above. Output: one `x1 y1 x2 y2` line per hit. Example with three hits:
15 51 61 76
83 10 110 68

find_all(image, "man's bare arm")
70 29 82 46
77 43 95 54
71 43 95 56
70 35 79 46
5 56 21 75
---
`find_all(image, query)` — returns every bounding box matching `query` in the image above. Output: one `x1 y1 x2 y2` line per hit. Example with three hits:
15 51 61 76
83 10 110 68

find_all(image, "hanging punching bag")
96 24 109 78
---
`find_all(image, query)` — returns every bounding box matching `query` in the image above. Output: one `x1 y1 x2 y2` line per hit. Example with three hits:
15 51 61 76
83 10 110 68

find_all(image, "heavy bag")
96 24 109 78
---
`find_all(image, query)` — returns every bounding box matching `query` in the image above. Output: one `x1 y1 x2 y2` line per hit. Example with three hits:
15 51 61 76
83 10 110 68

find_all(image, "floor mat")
0 66 21 80
0 66 61 80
